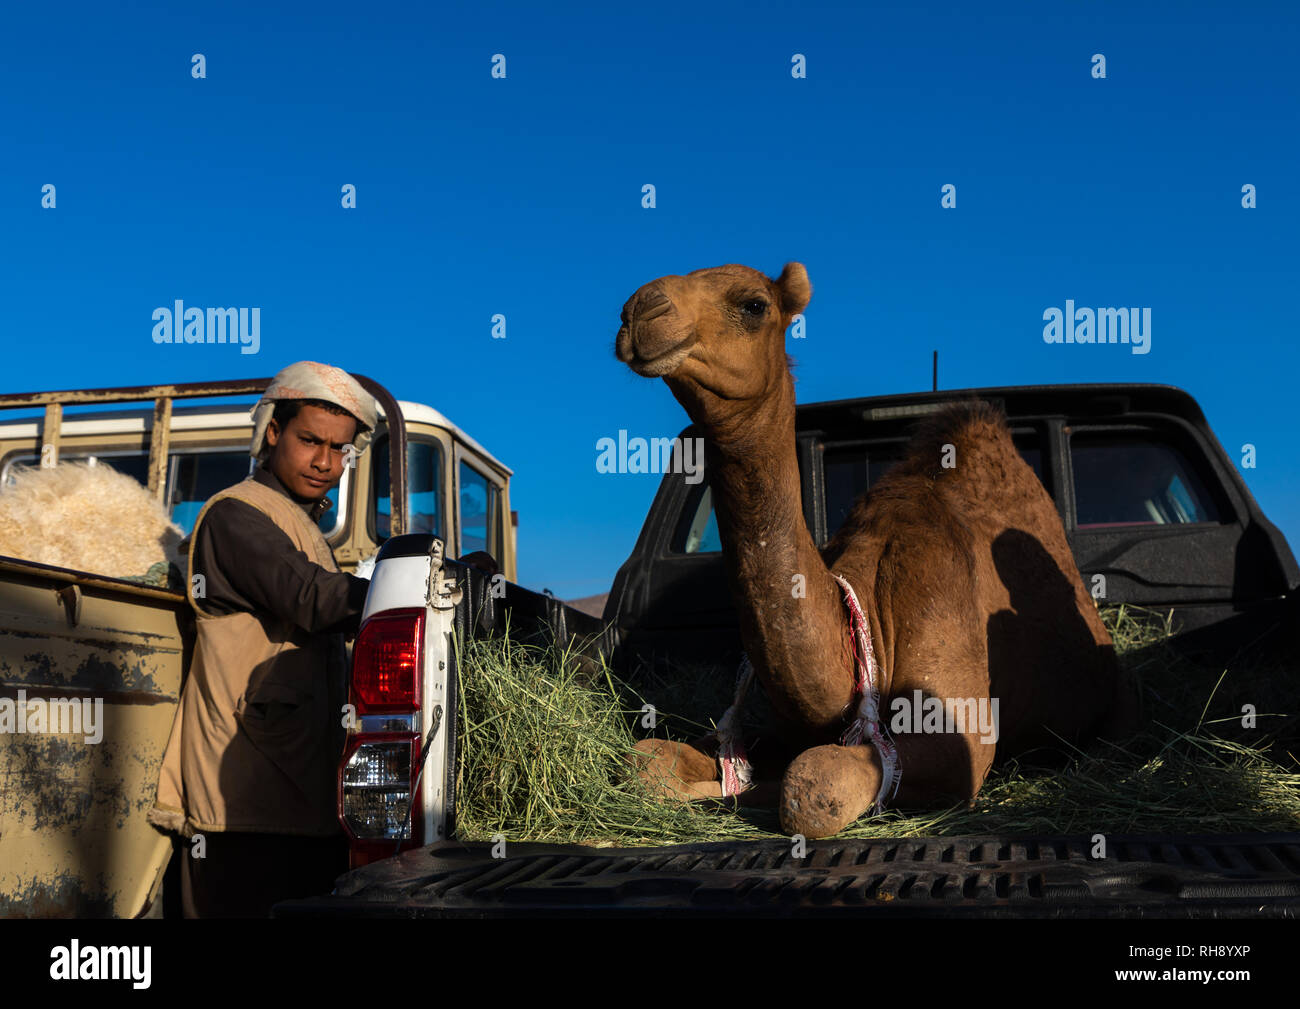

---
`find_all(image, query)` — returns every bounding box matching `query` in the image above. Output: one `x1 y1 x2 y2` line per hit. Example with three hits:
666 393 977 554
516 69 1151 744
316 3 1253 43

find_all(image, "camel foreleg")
779 729 997 838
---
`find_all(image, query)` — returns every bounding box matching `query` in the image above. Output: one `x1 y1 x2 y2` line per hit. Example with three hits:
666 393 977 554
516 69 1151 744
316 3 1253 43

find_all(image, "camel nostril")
636 292 673 323
614 325 633 361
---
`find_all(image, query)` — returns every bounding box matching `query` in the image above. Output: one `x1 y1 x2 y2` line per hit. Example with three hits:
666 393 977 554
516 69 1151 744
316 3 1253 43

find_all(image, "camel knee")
632 738 718 780
779 744 880 839
629 739 720 800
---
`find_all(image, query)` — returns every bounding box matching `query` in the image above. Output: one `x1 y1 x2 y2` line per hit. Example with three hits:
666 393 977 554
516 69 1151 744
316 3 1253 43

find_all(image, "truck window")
0 449 338 537
672 432 1042 554
824 438 1042 539
673 449 906 555
680 485 722 553
1071 432 1223 528
168 452 258 534
372 435 443 540
459 460 502 559
823 446 905 540
1 451 152 490
169 451 341 536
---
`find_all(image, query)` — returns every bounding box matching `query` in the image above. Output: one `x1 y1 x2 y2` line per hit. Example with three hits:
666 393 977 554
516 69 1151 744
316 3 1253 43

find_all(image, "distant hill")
566 593 608 618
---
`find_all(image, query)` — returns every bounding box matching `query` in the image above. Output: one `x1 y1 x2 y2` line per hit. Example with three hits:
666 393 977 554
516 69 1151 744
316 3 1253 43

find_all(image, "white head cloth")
249 361 378 459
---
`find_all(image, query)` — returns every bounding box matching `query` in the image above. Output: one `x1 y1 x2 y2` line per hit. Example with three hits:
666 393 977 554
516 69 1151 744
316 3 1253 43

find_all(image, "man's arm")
191 499 369 634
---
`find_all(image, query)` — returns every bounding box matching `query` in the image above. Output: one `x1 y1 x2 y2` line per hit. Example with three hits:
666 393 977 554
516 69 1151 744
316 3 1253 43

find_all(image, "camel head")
615 263 812 426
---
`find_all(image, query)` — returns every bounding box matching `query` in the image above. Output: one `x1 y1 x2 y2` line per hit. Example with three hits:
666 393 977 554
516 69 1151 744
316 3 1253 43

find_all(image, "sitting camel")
615 262 1140 838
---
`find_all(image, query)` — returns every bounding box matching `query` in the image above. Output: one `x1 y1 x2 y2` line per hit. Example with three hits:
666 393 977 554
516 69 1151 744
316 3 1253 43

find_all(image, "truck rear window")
1 451 151 489
1070 432 1223 528
674 434 1044 553
169 452 261 533
824 447 906 539
822 435 1043 542
0 450 341 537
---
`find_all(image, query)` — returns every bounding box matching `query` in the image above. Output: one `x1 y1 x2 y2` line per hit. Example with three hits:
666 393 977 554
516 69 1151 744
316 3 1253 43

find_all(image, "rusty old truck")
0 374 546 917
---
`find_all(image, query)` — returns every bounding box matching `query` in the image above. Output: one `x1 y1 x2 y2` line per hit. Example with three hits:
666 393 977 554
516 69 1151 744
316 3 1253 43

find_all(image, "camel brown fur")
615 262 1140 838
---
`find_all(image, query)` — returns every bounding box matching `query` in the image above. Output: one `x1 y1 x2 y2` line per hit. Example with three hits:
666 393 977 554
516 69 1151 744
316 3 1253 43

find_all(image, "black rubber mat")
274 832 1300 918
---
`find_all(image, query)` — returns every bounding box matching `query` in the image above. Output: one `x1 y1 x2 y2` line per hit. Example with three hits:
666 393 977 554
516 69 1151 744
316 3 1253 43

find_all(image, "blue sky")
2 1 1297 597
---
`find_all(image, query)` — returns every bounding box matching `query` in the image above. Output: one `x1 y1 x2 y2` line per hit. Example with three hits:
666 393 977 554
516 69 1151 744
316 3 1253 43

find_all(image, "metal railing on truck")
0 374 411 537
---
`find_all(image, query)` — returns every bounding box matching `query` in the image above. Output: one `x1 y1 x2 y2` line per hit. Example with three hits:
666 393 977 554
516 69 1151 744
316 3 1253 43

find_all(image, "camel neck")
703 378 857 734
705 381 802 540
701 375 805 548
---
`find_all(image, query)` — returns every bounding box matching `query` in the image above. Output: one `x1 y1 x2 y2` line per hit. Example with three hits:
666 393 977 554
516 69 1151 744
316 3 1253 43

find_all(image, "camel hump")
872 399 1050 523
893 400 1022 483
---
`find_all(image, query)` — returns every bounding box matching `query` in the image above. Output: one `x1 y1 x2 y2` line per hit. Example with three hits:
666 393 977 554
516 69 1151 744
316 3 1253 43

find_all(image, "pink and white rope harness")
714 573 902 811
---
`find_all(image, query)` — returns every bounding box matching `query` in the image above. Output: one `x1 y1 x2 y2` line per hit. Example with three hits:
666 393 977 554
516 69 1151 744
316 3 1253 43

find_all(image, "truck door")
1062 417 1289 638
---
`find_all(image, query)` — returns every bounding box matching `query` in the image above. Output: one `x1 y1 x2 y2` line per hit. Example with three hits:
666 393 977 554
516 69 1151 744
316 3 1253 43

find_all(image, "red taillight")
351 608 423 712
342 607 426 865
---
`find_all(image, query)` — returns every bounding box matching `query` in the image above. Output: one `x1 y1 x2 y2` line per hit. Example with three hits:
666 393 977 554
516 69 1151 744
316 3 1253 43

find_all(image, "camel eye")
741 299 767 317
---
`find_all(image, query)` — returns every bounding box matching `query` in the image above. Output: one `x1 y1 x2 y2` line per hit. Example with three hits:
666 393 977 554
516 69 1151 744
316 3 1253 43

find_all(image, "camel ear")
775 262 812 317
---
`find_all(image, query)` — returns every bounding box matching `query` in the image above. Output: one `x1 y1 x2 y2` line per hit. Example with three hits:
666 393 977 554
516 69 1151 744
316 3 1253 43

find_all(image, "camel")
616 262 1140 838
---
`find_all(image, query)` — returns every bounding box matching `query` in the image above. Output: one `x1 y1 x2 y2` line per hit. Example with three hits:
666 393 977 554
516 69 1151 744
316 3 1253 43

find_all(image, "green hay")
120 560 185 592
452 605 1300 846
452 621 772 846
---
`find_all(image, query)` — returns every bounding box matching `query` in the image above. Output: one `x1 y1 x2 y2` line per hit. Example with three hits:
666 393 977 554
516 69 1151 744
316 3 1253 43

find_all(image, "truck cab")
0 386 517 582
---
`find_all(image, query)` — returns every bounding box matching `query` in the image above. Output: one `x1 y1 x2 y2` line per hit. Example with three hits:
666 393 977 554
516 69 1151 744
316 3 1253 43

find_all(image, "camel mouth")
621 332 698 378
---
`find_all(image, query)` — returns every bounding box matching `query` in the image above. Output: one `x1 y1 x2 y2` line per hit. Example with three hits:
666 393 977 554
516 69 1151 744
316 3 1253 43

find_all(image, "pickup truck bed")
0 555 187 917
300 382 1300 920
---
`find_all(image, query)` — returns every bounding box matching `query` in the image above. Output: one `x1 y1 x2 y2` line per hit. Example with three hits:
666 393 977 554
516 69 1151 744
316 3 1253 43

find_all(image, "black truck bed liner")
275 832 1300 918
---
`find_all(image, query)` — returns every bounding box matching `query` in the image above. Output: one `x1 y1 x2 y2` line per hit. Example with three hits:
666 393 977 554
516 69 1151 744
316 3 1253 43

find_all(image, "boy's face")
264 403 358 501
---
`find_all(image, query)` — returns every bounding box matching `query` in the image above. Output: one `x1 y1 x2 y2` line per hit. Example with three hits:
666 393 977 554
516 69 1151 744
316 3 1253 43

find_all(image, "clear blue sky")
2 1 1297 598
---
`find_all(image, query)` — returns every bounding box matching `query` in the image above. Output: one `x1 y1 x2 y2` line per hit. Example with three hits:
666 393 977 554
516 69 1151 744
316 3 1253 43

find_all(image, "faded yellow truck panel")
0 563 186 918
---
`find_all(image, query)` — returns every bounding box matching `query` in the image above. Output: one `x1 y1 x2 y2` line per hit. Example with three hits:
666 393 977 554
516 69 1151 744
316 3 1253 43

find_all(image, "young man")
150 362 460 917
